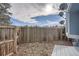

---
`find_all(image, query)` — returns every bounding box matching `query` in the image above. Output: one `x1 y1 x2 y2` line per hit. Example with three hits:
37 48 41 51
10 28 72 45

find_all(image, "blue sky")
10 18 27 26
10 14 62 26
31 14 61 24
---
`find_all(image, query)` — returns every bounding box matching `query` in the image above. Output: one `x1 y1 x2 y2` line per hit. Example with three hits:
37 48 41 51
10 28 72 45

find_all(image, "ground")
17 40 72 56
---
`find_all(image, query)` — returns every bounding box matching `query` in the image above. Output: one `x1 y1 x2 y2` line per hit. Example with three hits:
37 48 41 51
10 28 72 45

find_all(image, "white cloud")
43 4 59 15
24 19 38 23
10 3 60 22
43 20 60 26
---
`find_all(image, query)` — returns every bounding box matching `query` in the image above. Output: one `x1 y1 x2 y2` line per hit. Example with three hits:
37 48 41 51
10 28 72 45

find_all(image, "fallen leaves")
17 42 53 56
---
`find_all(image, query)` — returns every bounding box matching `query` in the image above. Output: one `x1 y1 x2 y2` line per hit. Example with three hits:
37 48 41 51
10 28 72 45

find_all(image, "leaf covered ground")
17 41 72 56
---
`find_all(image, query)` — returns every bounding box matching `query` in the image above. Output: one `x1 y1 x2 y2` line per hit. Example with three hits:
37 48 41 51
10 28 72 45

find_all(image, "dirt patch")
17 41 72 56
17 42 54 56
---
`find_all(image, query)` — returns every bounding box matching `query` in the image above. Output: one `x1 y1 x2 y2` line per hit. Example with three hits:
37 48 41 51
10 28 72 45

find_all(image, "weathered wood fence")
17 26 66 44
0 26 18 56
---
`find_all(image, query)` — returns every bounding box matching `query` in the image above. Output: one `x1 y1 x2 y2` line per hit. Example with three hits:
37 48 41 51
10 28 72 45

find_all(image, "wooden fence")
0 26 18 56
17 26 66 44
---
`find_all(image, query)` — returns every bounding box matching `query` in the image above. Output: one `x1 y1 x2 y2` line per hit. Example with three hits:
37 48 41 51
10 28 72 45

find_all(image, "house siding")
66 3 79 35
69 11 79 35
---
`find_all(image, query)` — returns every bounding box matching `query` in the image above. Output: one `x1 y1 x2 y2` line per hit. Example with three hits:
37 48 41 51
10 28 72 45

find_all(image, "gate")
0 26 17 56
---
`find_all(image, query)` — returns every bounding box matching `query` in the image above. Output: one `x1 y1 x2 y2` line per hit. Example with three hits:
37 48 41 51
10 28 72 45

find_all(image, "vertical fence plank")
13 27 18 54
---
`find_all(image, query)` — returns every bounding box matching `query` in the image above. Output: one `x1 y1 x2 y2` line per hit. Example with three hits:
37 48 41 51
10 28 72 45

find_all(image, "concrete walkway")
52 45 79 56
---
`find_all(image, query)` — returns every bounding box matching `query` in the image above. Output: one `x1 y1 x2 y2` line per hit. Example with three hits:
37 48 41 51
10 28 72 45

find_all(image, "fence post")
14 27 18 55
27 27 29 42
2 29 5 56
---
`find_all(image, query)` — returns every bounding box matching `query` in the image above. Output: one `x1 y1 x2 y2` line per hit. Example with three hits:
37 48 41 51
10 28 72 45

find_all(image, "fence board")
18 26 65 44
